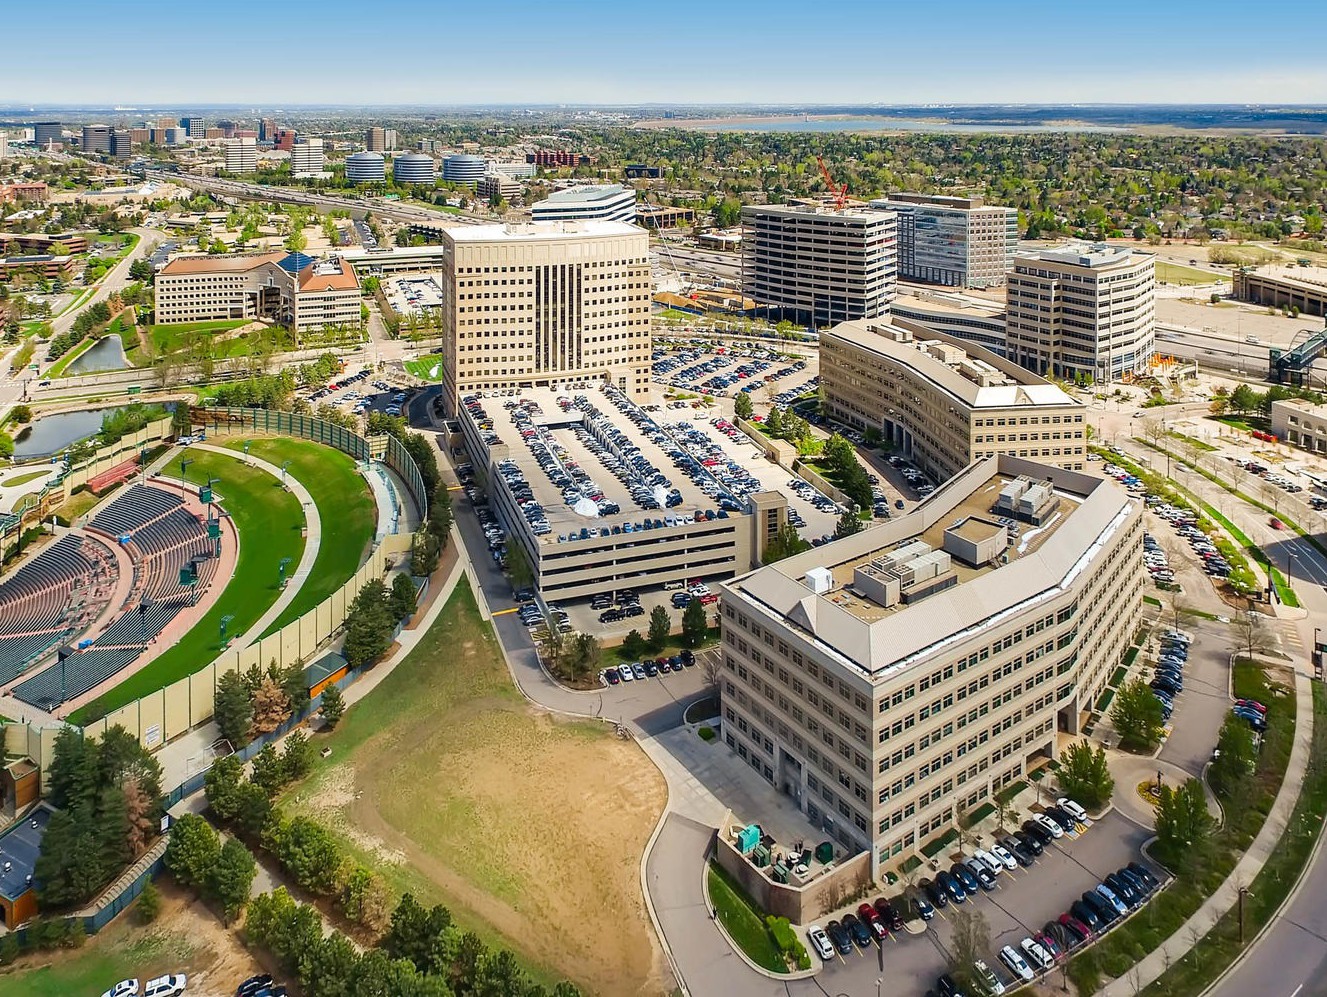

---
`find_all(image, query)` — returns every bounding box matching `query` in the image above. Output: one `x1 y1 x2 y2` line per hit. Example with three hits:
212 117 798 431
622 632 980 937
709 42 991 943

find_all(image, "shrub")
698 726 716 742
766 915 811 970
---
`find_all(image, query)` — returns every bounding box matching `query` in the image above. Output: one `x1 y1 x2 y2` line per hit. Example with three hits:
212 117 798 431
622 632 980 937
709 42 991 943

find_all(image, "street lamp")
278 556 292 588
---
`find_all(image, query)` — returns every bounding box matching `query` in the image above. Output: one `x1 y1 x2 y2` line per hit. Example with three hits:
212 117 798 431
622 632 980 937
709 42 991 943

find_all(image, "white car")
1021 936 1054 970
999 945 1034 982
144 976 187 997
988 843 1019 870
973 959 1007 995
972 849 1004 877
806 924 835 961
1033 813 1064 838
1057 797 1089 824
102 981 140 997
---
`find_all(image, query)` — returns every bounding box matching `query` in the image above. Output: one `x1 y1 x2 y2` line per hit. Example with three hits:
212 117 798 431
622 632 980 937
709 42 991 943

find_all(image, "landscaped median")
705 862 809 974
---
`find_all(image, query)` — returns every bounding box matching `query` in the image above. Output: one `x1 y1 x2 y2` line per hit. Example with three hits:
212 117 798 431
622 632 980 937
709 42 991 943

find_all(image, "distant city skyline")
3 0 1326 106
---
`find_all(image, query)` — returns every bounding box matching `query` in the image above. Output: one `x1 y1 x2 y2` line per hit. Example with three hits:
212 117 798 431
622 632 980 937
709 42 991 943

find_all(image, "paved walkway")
1099 668 1314 996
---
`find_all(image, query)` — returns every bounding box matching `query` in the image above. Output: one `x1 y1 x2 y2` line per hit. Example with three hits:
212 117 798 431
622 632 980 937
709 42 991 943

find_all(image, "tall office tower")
383 128 399 151
109 129 134 160
365 126 386 152
531 185 637 224
259 118 277 142
291 138 325 175
441 154 486 186
870 193 1018 289
439 221 653 412
741 204 897 327
1006 244 1156 382
0 135 8 160
81 125 111 154
222 137 258 174
181 117 206 138
33 122 63 148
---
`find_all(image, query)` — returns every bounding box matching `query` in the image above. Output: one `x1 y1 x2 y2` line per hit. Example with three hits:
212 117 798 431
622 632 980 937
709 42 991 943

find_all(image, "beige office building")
821 318 1087 482
440 220 652 414
870 193 1018 289
222 137 257 174
741 204 897 326
718 455 1144 873
1272 397 1327 454
1006 244 1155 382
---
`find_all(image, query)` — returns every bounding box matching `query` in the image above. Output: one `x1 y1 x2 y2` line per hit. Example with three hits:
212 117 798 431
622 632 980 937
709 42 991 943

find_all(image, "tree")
164 813 220 891
733 391 753 421
763 521 809 563
250 744 287 796
390 572 418 621
303 932 362 995
765 407 783 436
648 605 672 650
681 598 709 648
339 865 392 932
1210 715 1257 798
136 878 161 924
1056 741 1114 810
281 730 315 783
250 676 292 735
1112 678 1167 752
208 837 257 924
411 528 441 576
320 683 346 728
621 629 647 660
1232 610 1271 659
383 892 453 976
1154 777 1215 871
284 229 307 253
264 816 343 895
713 196 743 229
834 509 863 539
215 669 253 747
947 908 992 992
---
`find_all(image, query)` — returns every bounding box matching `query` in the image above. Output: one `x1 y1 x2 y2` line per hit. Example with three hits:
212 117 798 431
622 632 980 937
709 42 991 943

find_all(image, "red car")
1236 698 1267 714
699 594 719 605
873 897 904 932
857 903 888 940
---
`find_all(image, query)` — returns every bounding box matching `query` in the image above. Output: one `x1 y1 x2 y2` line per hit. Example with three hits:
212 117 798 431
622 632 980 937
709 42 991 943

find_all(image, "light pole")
219 614 234 643
278 556 292 588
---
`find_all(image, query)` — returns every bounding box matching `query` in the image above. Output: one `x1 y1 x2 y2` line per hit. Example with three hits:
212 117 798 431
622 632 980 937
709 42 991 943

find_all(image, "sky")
3 0 1326 107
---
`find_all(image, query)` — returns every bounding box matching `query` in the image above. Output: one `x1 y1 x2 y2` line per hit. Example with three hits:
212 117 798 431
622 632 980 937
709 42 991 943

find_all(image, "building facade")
891 290 1009 357
442 154 487 186
477 171 522 203
81 125 111 155
531 184 637 224
292 257 361 335
1271 398 1327 454
741 204 898 327
870 193 1017 289
344 151 385 184
223 137 257 174
33 122 63 148
365 127 386 152
1006 244 1156 382
718 455 1143 873
821 318 1087 481
182 117 206 138
1234 266 1327 319
392 153 437 185
110 129 134 160
439 221 652 412
291 138 325 175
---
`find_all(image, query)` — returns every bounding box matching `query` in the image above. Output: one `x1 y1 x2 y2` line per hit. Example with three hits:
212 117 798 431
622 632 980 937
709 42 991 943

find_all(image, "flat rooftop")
0 804 52 902
893 288 1007 320
1016 242 1147 270
477 385 736 544
724 456 1133 678
445 219 642 243
1243 264 1327 293
537 184 631 206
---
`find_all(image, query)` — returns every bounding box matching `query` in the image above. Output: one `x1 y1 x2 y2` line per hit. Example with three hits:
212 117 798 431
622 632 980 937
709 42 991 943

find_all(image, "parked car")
842 912 873 948
999 945 1034 983
988 843 1020 870
1021 936 1054 971
1128 862 1160 892
923 878 950 909
1059 912 1093 942
102 982 140 997
1000 836 1035 865
874 897 905 932
951 862 982 895
936 869 967 904
825 919 853 955
1096 883 1129 917
913 892 937 920
1057 797 1089 823
806 924 835 961
144 977 187 997
964 858 997 891
1032 813 1065 839
972 959 1006 995
1070 899 1104 933
858 902 888 940
937 973 967 997
1081 890 1119 925
1011 830 1043 857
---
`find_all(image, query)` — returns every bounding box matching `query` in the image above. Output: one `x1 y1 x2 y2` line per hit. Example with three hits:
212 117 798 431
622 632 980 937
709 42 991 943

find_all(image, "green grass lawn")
707 863 787 973
403 353 446 381
148 319 274 359
0 931 196 997
2 467 54 488
71 450 305 722
1157 260 1228 285
219 437 376 635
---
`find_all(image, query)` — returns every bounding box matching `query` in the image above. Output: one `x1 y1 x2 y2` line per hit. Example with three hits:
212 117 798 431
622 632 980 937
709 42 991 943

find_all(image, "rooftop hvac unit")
805 566 833 595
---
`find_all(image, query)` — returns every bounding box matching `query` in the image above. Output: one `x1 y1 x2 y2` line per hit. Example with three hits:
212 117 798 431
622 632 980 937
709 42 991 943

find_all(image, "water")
13 410 110 459
64 334 127 375
702 116 1126 134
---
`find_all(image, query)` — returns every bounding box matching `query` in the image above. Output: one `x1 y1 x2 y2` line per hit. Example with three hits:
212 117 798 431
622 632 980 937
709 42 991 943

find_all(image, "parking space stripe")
493 607 519 616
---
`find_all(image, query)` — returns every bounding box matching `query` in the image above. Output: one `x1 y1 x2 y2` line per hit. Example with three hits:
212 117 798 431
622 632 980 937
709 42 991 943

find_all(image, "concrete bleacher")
88 484 183 536
12 648 140 710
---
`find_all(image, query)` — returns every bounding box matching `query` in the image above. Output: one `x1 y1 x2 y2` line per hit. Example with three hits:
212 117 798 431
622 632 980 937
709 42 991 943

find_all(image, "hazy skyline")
3 0 1326 106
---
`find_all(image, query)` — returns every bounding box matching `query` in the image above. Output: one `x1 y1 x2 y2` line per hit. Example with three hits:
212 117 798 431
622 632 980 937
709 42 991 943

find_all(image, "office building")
259 118 277 143
0 183 48 205
531 184 637 225
182 116 206 138
477 171 522 203
821 318 1086 481
223 137 257 174
717 455 1143 873
1234 265 1327 320
110 129 134 160
891 289 1009 358
128 128 150 146
365 126 386 152
440 220 652 412
1271 397 1327 455
1006 244 1156 382
527 150 591 168
442 154 486 186
216 120 238 138
81 125 111 155
344 151 385 184
273 129 296 152
156 251 360 336
392 153 437 185
204 128 226 140
33 122 63 148
741 204 898 326
291 138 325 176
870 193 1018 289
489 161 537 179
0 135 7 160
384 129 398 151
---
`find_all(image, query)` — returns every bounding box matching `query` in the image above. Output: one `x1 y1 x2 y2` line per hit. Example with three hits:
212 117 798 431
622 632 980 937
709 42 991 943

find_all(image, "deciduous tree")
1112 678 1166 752
1055 740 1114 810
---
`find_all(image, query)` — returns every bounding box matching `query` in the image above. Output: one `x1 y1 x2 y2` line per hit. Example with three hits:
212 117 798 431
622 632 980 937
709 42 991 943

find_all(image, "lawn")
1156 260 1228 285
71 450 305 722
707 862 787 973
219 437 376 635
281 579 668 997
403 353 446 381
147 320 292 360
2 467 54 488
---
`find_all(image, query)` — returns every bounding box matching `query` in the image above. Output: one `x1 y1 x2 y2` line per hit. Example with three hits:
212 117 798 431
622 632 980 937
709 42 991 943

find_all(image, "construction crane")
816 155 849 211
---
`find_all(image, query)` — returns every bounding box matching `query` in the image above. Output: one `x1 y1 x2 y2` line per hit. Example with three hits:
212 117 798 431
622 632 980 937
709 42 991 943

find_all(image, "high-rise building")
0 135 7 160
870 193 1018 289
477 172 522 203
442 154 486 186
223 137 257 174
259 118 277 143
392 153 437 185
717 454 1144 874
216 120 238 138
109 129 134 160
384 128 398 151
531 184 637 224
1006 243 1156 382
365 126 386 152
128 128 150 146
182 116 206 138
81 125 111 155
741 204 898 327
291 138 325 175
344 151 386 184
526 150 592 168
819 318 1086 482
273 129 296 152
439 221 653 412
33 122 63 148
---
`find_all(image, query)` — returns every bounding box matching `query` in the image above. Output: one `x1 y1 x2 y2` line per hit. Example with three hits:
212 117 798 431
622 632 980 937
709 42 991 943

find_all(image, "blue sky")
3 0 1325 105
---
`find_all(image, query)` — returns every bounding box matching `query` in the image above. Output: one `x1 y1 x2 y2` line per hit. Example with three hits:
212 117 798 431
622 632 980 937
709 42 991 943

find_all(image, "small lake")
64 334 127 375
11 401 174 460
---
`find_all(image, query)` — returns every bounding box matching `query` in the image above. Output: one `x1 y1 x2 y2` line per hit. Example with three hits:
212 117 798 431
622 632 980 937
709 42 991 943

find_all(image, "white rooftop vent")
804 567 833 595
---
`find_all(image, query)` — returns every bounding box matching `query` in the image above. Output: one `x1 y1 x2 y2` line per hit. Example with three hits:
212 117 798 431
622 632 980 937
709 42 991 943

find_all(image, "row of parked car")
236 974 287 997
602 648 696 684
101 976 187 997
560 394 685 511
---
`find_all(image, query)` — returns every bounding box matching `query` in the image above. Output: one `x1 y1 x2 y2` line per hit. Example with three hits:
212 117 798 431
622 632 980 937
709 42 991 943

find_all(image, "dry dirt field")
283 580 670 997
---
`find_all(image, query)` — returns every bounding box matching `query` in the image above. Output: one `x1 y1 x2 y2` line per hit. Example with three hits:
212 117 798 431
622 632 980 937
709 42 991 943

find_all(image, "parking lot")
812 808 1158 996
300 367 411 419
651 343 820 404
384 273 445 316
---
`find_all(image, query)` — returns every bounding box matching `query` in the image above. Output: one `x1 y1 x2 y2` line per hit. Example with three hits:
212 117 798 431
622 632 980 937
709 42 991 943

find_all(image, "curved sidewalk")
1099 668 1314 995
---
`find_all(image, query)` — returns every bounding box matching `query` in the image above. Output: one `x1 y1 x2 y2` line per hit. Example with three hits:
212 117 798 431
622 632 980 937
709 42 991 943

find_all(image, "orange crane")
816 155 849 210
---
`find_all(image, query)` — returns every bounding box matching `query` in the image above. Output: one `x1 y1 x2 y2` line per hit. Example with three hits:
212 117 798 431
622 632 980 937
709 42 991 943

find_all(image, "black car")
842 912 873 949
826 919 853 955
238 977 274 997
1114 866 1151 899
1081 890 1118 925
874 897 905 931
1012 830 1044 857
1128 862 1160 892
951 862 981 895
1069 900 1103 933
1045 805 1078 830
680 649 695 666
924 877 951 908
1152 677 1182 697
1022 819 1054 846
1104 873 1139 907
1058 916 1091 946
1000 835 1035 866
937 869 967 904
937 973 967 997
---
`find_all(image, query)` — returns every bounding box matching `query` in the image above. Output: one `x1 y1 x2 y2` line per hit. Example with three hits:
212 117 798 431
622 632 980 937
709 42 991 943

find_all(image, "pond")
64 334 127 375
11 402 174 460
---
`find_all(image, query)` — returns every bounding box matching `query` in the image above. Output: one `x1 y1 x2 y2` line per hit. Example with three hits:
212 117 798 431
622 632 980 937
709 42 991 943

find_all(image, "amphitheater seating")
12 648 139 710
89 484 184 536
94 599 184 647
